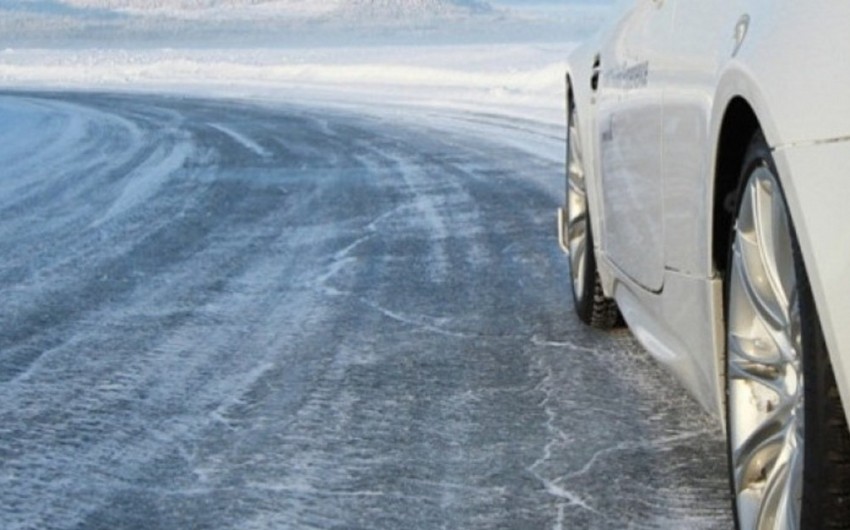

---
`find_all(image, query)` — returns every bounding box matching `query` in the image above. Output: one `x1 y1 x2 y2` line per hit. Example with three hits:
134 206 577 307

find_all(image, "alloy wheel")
566 103 588 302
727 164 803 530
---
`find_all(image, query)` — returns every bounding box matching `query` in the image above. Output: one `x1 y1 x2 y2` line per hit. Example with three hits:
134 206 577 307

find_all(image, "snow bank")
0 1 599 124
0 44 576 124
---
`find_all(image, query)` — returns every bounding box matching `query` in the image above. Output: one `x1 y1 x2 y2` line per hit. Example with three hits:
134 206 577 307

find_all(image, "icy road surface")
0 92 732 529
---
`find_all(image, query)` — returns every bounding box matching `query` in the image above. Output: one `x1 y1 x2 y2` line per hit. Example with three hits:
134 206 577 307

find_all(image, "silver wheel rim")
728 164 803 530
567 104 588 300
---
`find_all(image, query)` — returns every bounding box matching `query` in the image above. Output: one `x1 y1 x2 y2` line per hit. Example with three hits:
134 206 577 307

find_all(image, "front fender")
566 40 619 296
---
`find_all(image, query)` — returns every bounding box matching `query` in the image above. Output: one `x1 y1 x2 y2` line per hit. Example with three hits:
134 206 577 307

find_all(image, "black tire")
571 216 619 329
724 131 850 529
799 267 850 529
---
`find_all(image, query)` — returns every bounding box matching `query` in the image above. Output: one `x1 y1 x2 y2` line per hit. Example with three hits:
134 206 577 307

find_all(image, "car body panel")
596 0 672 292
564 0 850 422
565 38 613 292
774 141 850 425
739 0 850 148
613 267 725 414
663 0 744 276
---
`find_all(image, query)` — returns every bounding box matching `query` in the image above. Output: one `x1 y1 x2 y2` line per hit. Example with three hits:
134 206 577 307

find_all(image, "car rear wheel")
725 131 850 529
565 97 618 329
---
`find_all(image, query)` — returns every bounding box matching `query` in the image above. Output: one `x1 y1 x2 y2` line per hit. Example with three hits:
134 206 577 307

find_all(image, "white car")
558 1 850 527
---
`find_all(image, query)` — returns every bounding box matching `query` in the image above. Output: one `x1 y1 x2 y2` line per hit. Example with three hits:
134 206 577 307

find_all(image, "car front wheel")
564 96 618 329
725 131 850 529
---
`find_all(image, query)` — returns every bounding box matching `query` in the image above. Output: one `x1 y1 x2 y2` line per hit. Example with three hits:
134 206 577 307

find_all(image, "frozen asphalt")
0 92 732 529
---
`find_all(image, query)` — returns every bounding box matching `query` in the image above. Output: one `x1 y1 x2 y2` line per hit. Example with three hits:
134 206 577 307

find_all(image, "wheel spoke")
736 230 786 331
568 217 586 257
568 193 586 226
754 458 790 530
568 155 584 185
754 425 802 530
780 441 804 529
735 168 795 331
729 248 798 366
731 409 787 490
569 118 584 181
569 215 586 297
568 209 586 235
753 169 796 309
728 344 794 404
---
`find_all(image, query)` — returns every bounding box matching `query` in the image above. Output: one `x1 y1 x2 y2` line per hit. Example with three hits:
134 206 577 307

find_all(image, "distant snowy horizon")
0 0 614 127
0 0 615 47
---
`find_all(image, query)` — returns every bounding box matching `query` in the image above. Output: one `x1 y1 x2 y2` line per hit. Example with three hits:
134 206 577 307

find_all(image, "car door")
596 0 675 293
662 0 745 276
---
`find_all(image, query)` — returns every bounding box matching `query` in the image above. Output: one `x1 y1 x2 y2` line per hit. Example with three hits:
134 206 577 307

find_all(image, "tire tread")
588 274 619 329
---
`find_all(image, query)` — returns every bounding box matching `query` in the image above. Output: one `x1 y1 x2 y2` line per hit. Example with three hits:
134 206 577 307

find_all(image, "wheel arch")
564 48 617 297
711 96 761 281
565 71 574 102
708 90 767 427
709 86 850 431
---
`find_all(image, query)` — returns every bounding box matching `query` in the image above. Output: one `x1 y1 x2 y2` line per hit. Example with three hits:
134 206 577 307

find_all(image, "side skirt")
607 260 726 424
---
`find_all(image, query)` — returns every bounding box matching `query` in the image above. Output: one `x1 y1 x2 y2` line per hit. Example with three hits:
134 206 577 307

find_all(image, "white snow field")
0 1 611 124
0 0 606 132
0 44 576 127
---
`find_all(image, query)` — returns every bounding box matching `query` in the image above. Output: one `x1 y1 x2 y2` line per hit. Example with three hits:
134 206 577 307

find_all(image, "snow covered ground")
0 90 731 530
0 44 576 126
0 0 614 126
0 2 734 529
